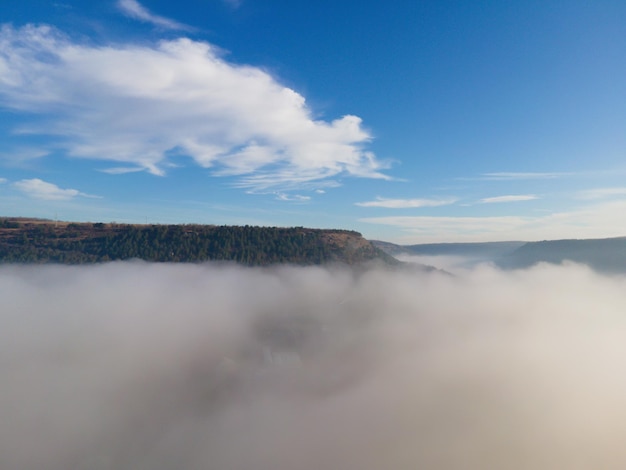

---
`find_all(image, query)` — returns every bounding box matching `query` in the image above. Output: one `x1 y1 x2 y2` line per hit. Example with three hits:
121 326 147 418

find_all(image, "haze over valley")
4 261 626 469
375 237 626 274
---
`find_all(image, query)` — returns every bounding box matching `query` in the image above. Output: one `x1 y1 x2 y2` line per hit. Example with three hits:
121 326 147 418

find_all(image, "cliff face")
319 231 398 265
0 218 395 266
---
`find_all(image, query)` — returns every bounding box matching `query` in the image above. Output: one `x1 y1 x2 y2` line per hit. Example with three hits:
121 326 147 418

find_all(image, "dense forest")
0 218 395 266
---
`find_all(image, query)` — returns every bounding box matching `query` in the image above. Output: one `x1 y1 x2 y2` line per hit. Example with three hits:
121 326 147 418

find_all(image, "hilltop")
374 237 626 274
0 218 397 266
497 237 626 273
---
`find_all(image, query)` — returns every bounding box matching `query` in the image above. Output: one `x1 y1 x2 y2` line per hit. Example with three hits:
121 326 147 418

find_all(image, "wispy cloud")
117 0 192 31
0 148 50 163
479 172 569 181
98 166 145 175
0 177 6 184
275 193 311 202
479 194 538 204
362 215 528 238
578 187 626 200
13 178 98 200
0 25 388 191
355 197 456 208
361 200 626 243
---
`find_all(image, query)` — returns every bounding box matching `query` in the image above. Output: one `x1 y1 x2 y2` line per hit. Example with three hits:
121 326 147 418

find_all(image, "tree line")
0 220 378 265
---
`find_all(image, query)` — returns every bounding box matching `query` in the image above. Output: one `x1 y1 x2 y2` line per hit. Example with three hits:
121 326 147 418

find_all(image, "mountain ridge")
373 237 626 274
0 218 397 266
498 236 626 273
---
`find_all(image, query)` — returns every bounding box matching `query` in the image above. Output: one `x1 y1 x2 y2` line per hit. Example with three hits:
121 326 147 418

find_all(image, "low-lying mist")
395 253 478 272
3 261 626 469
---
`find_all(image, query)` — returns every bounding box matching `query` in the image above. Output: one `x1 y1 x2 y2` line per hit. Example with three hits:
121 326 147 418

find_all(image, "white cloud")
0 24 388 190
355 197 456 208
363 215 528 241
275 192 311 202
0 147 50 163
578 187 626 200
13 178 96 200
361 200 626 243
478 172 569 180
98 166 145 175
0 177 6 183
117 0 191 31
480 194 538 204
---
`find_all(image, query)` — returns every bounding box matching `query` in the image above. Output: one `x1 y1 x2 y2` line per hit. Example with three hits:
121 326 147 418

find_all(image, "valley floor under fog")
3 260 626 469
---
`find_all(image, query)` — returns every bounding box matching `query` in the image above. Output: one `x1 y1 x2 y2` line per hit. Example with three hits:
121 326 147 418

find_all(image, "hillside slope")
374 237 626 274
497 237 626 273
0 218 397 266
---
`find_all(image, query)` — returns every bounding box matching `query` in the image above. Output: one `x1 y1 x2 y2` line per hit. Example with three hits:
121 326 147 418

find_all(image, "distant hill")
497 237 626 273
373 240 525 258
372 240 525 270
374 237 626 274
0 218 397 266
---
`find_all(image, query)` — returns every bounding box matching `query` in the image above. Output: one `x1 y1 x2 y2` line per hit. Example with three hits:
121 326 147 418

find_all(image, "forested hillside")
0 218 395 266
497 237 626 273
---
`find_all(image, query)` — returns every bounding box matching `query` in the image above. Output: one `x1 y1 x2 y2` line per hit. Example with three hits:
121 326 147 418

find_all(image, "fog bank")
3 261 626 469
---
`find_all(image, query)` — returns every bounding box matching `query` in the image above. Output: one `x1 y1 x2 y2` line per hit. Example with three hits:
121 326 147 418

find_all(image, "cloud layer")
117 0 191 31
0 24 387 189
578 187 626 200
3 262 626 469
362 200 626 243
355 197 456 208
480 194 538 203
13 178 94 200
478 172 569 181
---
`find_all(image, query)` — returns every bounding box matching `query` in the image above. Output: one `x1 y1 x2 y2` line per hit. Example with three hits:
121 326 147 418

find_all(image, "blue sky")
0 0 624 243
